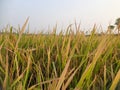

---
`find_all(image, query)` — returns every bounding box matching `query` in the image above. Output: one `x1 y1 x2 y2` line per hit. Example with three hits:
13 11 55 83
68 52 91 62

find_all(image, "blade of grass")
52 61 58 78
104 65 106 90
55 59 71 90
28 78 59 90
23 52 31 89
110 69 120 90
11 68 26 88
3 50 9 90
63 65 81 90
47 47 51 78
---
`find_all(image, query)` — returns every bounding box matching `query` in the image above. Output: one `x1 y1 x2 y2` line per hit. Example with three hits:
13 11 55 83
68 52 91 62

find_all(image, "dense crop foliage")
0 19 120 90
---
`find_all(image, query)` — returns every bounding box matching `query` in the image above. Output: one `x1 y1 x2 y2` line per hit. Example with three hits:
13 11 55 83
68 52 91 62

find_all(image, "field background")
0 19 120 90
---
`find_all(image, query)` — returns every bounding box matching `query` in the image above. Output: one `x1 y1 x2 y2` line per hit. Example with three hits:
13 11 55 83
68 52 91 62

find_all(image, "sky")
0 0 120 33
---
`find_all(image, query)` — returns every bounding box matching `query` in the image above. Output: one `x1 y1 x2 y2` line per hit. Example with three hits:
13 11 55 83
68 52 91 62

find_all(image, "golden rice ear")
19 17 29 35
15 17 29 50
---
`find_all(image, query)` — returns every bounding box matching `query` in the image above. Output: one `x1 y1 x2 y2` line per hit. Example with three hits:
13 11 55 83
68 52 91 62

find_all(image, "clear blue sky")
0 0 120 33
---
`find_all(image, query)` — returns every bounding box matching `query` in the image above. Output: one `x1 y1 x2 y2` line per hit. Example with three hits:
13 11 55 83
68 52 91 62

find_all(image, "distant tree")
108 25 115 33
115 18 120 34
108 25 115 30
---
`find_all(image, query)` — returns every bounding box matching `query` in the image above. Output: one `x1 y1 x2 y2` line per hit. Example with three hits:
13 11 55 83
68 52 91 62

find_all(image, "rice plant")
0 19 120 90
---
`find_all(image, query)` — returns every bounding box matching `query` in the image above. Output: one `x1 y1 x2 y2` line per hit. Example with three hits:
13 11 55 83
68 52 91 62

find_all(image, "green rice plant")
0 19 120 90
